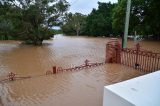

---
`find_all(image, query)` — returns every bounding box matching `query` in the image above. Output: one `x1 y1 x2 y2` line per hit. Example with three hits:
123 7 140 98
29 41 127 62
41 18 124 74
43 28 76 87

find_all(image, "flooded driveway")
0 35 159 106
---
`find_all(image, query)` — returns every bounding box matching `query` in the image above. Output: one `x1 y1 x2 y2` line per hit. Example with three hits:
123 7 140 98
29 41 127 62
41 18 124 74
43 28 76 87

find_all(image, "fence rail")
121 47 160 72
106 39 160 73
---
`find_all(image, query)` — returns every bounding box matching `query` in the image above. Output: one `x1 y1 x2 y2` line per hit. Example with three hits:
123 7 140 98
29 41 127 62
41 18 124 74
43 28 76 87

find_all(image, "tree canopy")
62 0 160 40
0 0 69 44
61 12 86 36
0 0 160 43
84 2 116 36
112 0 160 39
62 2 116 37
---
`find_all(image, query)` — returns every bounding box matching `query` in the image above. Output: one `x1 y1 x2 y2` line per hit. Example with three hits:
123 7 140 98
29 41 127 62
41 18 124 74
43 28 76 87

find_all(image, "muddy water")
0 35 159 106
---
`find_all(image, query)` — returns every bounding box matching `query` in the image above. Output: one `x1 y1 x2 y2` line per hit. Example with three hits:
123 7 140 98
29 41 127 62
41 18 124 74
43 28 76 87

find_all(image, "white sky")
67 0 118 15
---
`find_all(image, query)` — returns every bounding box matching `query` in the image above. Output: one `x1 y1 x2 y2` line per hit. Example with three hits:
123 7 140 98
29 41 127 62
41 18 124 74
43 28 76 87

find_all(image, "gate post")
53 66 57 74
135 43 140 68
105 39 122 64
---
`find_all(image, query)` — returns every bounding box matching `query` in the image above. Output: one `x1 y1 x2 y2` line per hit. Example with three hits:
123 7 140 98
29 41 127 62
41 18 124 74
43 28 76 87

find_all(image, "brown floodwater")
0 35 159 106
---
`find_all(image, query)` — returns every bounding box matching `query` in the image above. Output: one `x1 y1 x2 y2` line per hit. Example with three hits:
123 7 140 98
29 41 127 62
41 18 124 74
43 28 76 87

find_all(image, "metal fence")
121 43 160 72
105 39 160 73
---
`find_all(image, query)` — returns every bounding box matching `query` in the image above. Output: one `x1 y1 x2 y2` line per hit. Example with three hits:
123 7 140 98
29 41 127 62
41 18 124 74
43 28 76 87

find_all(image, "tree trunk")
76 30 79 36
35 38 43 45
33 39 43 45
5 34 8 40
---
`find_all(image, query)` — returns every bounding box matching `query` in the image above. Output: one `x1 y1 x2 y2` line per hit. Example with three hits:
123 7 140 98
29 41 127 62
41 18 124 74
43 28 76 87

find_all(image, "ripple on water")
0 35 158 106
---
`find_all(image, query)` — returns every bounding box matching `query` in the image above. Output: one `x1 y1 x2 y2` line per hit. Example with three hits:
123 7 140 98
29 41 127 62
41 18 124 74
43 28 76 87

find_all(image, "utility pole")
122 0 131 48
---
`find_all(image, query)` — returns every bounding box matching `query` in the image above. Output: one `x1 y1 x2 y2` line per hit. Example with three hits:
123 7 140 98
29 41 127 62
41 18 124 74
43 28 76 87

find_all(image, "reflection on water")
0 35 159 106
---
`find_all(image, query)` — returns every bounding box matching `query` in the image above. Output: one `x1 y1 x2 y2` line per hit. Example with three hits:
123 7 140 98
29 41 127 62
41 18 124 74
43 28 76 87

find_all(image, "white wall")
103 71 160 106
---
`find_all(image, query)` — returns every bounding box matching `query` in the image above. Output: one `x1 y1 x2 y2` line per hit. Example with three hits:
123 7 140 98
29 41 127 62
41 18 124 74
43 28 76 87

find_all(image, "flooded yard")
0 35 159 106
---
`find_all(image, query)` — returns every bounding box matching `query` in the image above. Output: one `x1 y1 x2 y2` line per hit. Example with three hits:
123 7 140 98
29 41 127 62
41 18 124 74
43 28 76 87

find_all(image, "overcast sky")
67 0 118 15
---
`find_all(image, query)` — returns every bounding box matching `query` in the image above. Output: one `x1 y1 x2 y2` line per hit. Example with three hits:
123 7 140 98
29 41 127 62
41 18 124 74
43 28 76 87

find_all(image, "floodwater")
0 35 159 106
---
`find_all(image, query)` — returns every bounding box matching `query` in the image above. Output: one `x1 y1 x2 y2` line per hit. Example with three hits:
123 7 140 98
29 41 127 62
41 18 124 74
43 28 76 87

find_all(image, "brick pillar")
105 44 113 63
105 39 121 64
115 41 121 63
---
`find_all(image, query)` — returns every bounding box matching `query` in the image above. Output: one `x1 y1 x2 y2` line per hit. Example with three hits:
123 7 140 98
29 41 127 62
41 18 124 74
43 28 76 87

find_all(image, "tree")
143 0 160 40
112 0 125 35
0 20 13 40
61 12 86 36
0 1 21 40
112 0 141 35
0 0 69 45
84 2 116 37
112 0 160 40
